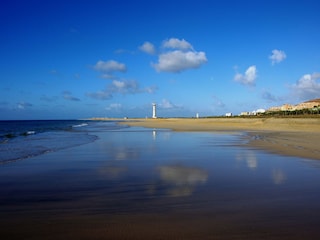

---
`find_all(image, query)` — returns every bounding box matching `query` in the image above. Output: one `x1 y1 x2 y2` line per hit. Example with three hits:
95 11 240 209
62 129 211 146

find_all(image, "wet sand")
2 210 319 240
120 117 320 160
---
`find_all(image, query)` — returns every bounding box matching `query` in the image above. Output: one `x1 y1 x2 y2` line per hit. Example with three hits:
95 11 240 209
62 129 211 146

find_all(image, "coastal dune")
120 117 320 160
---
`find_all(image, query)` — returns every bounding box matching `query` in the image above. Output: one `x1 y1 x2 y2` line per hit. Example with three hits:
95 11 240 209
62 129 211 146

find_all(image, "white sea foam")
72 123 88 128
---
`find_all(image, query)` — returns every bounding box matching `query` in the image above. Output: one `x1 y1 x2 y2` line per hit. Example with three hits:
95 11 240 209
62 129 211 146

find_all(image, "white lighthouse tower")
152 103 157 118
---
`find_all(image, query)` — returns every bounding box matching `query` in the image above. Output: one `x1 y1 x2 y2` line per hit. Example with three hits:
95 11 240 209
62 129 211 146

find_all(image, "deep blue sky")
1 0 320 119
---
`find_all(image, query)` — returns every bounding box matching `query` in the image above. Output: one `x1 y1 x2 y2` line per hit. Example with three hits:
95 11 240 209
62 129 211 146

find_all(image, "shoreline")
118 117 320 160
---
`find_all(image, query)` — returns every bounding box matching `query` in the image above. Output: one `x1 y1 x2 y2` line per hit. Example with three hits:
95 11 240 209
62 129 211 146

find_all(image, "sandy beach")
119 117 320 160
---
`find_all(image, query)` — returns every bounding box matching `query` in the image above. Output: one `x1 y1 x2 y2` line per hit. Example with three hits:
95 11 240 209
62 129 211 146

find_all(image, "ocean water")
1 121 320 239
0 120 122 164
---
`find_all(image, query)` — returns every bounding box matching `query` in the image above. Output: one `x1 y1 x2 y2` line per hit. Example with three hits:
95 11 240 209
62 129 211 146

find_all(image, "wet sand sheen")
119 117 320 160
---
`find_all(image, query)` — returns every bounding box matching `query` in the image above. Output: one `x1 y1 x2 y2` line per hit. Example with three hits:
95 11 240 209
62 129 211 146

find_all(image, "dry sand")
119 117 320 160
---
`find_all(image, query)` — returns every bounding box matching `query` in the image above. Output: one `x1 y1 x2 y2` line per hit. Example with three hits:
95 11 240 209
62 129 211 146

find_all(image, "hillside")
304 98 320 103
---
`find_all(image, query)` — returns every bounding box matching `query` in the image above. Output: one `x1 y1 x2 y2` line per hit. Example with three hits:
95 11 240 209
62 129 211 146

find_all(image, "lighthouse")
152 103 157 118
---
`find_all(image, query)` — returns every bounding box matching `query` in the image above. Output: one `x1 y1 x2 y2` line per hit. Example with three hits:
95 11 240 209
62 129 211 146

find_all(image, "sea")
0 120 123 164
1 119 320 239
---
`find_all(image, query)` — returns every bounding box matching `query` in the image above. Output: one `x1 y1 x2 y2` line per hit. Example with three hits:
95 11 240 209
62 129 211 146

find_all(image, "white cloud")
234 65 257 86
17 102 32 109
269 49 286 65
162 38 193 50
144 85 158 94
159 99 181 109
151 38 207 73
109 80 141 94
109 80 157 95
94 60 127 73
112 80 126 89
139 41 156 55
153 50 207 73
105 103 122 111
87 80 157 100
291 72 320 100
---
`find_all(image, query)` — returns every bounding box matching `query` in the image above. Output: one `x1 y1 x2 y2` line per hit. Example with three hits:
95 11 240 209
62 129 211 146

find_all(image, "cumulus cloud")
105 103 122 111
159 99 181 109
87 80 157 100
153 50 207 73
94 60 126 79
269 49 286 65
291 72 320 100
144 85 158 94
17 102 32 109
139 41 156 55
62 91 80 101
234 65 257 86
152 38 207 73
162 38 193 50
110 80 143 94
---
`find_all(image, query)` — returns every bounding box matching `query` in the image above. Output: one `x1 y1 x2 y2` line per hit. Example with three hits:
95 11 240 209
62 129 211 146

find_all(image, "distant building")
196 113 199 118
240 112 250 116
225 112 232 117
256 109 266 113
252 109 266 115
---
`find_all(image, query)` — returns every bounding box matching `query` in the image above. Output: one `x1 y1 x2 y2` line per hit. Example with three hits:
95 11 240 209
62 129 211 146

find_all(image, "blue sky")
1 0 320 120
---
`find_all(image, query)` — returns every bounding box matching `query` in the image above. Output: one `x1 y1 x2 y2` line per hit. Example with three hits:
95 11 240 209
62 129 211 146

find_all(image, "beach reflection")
158 164 208 197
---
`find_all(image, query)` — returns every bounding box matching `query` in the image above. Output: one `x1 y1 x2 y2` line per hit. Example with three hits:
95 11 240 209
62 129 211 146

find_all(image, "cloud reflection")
236 151 258 170
104 143 140 161
272 169 286 185
99 166 128 179
158 164 208 197
151 130 172 141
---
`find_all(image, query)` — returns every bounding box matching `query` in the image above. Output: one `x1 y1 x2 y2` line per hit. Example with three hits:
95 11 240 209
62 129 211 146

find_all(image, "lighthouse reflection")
151 129 172 141
152 130 156 140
